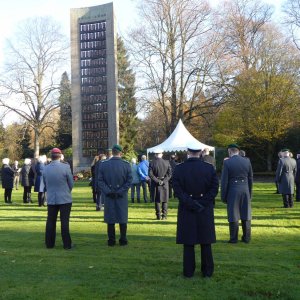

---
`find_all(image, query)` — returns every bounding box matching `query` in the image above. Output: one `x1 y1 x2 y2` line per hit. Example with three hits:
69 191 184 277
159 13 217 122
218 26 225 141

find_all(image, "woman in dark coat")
1 158 14 203
34 155 47 206
21 158 35 203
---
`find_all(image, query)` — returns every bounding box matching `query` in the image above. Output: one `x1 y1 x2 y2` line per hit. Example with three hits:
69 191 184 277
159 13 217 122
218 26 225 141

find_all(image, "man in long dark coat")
275 149 297 208
295 153 300 202
172 144 219 278
97 144 132 246
149 150 172 220
221 144 253 244
2 158 14 204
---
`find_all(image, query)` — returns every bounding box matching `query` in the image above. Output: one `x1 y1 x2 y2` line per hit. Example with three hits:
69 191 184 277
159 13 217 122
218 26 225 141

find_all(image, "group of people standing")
1 156 48 205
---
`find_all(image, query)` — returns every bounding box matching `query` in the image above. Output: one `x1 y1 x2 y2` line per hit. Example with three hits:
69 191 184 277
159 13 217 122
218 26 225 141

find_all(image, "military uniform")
295 156 300 202
275 153 297 208
97 152 132 246
173 155 219 278
221 152 253 243
149 156 171 219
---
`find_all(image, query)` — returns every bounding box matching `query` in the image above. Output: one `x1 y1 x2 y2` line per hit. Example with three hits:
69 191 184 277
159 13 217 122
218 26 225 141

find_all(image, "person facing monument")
148 149 172 220
97 144 132 246
172 143 219 278
221 144 253 244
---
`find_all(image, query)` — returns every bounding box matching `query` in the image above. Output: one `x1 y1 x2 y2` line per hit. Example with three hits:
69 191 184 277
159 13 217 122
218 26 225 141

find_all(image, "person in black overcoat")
21 158 35 203
1 158 14 204
221 144 253 243
295 153 300 202
149 150 172 220
172 145 219 278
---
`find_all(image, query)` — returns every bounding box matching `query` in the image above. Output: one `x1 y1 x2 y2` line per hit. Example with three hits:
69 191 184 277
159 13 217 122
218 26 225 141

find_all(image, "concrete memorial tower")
70 2 118 172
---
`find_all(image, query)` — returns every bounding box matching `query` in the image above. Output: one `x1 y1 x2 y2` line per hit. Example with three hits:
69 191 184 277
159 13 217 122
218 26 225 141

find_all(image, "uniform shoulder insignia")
202 161 210 165
122 159 130 164
102 159 110 163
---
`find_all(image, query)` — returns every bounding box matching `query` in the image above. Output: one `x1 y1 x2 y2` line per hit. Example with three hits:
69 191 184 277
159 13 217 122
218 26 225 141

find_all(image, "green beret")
227 143 240 150
112 144 122 152
281 148 289 152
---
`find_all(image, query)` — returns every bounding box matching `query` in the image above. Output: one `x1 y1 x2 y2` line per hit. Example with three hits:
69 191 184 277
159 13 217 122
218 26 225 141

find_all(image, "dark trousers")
155 202 168 219
45 203 72 249
282 194 294 208
229 221 251 243
295 184 300 201
23 186 32 203
131 183 141 202
38 192 45 206
92 188 97 203
4 188 12 203
183 244 214 277
141 181 148 202
107 223 127 246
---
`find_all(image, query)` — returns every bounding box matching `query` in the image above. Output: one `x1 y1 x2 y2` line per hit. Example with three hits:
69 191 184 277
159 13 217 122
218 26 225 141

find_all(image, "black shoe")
156 216 161 220
241 238 250 244
228 240 238 244
96 206 100 211
108 240 116 247
119 240 128 246
64 244 75 250
161 216 167 220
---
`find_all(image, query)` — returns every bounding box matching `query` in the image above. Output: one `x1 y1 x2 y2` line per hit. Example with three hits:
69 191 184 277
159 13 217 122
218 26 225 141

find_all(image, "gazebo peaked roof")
147 119 214 154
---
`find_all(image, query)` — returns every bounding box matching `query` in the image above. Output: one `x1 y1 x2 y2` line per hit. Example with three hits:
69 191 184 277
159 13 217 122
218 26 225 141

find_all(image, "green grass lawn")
0 181 299 300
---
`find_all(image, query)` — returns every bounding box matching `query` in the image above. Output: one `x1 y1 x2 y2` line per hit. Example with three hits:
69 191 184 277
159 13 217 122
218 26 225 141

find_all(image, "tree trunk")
34 128 40 158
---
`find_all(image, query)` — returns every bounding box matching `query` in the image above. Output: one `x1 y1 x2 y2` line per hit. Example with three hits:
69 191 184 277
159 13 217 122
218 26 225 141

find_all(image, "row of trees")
0 0 300 171
129 0 300 171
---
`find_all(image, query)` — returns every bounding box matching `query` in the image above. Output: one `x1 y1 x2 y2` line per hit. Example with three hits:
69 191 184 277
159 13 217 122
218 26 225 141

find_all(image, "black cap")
227 143 240 150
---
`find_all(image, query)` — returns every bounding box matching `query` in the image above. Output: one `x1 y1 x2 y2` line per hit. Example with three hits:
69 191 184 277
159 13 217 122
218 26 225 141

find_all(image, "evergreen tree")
56 72 72 149
117 37 138 160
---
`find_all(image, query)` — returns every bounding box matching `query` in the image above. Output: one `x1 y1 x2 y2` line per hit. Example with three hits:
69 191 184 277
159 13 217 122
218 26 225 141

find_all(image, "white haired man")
1 158 14 204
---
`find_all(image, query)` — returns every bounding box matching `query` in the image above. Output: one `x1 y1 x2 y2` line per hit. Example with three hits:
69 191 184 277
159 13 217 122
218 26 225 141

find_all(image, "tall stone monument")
70 3 118 172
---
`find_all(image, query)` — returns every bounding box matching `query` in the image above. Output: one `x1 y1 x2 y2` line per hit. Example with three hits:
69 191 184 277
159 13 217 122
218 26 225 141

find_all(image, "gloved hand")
107 192 117 199
192 200 205 213
158 180 164 186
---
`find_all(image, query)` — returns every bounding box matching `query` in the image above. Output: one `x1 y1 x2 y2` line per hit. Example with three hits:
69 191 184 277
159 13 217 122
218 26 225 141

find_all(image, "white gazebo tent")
147 119 214 154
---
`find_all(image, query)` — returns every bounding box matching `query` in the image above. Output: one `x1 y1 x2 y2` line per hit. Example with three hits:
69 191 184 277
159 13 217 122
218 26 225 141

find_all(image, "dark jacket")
221 155 253 222
34 162 46 192
21 165 35 187
172 158 219 245
1 164 14 189
149 157 171 203
275 156 297 194
97 157 132 224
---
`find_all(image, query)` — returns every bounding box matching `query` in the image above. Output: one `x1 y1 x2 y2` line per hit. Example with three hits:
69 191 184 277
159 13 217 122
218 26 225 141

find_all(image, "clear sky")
0 0 285 66
0 0 139 66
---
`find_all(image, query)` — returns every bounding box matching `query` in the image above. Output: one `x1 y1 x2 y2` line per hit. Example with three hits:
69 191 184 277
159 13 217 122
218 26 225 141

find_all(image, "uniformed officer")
295 153 300 202
275 149 297 208
221 144 253 244
97 144 132 246
172 144 219 278
149 149 172 220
